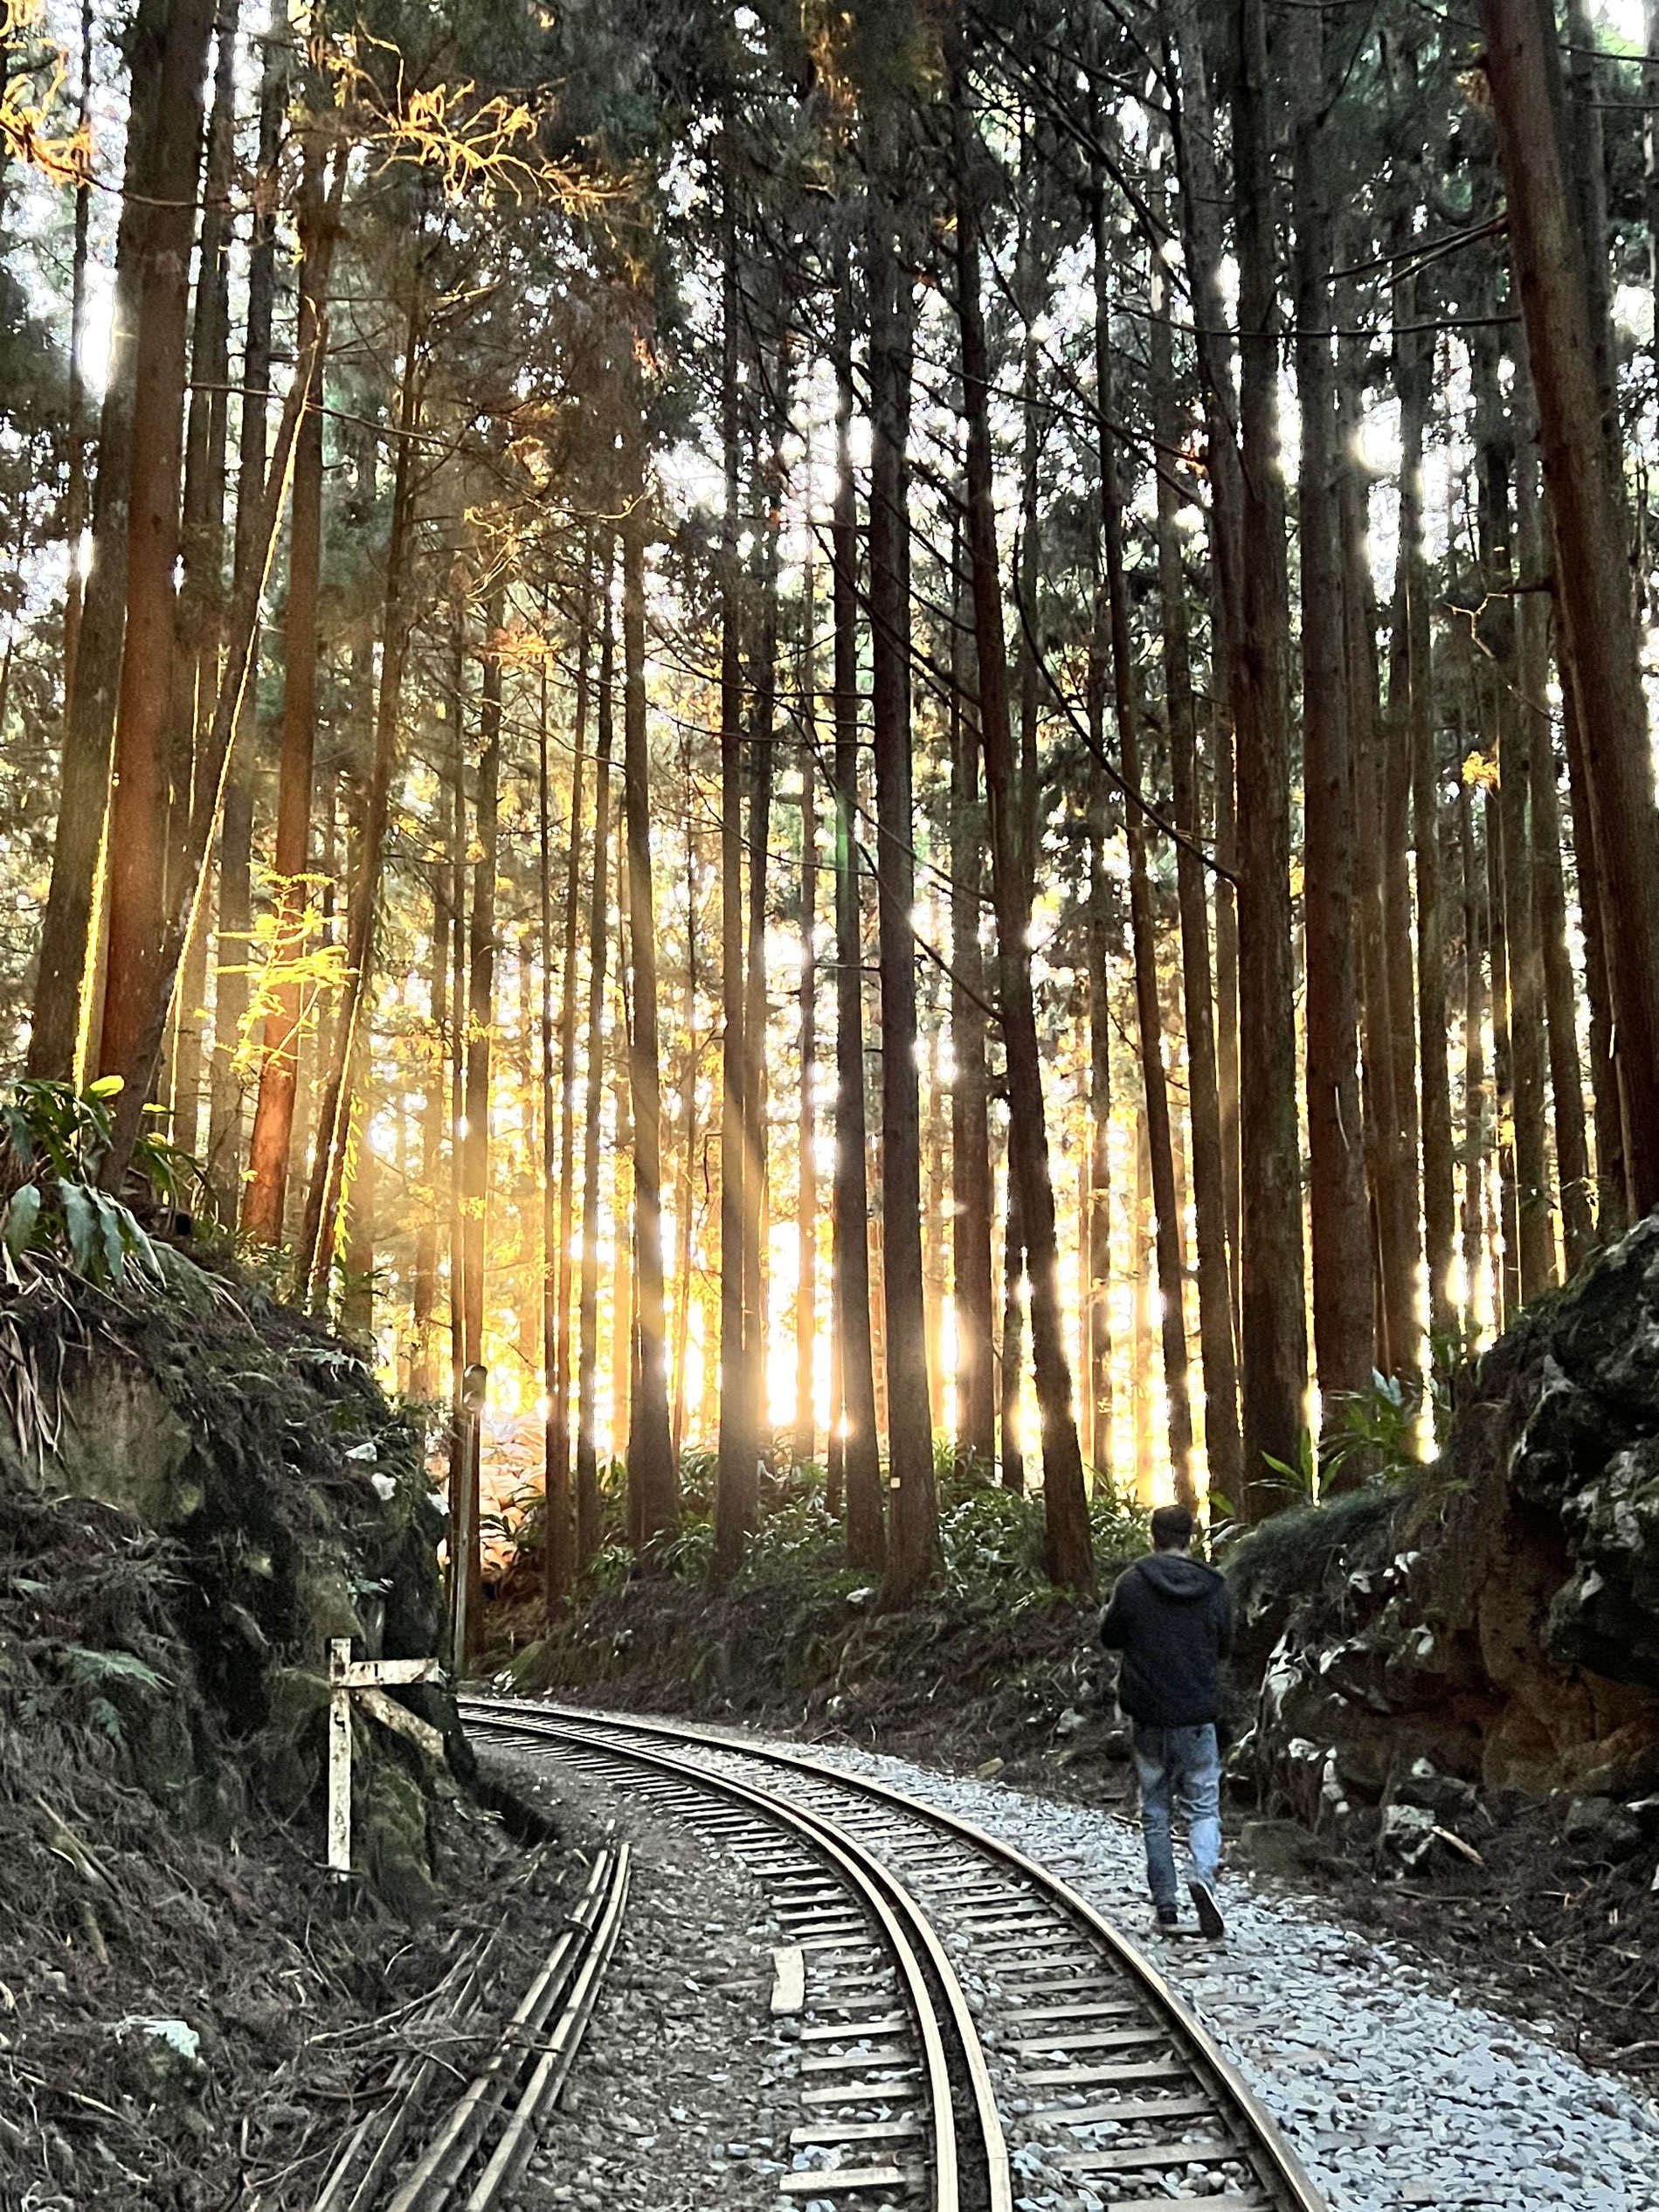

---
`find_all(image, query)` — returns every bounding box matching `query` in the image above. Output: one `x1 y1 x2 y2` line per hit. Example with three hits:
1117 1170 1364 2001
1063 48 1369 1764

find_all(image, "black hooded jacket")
1098 1551 1233 1729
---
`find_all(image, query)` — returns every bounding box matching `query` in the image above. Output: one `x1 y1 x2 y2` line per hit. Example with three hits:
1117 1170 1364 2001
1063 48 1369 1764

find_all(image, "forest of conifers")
1 0 1656 1616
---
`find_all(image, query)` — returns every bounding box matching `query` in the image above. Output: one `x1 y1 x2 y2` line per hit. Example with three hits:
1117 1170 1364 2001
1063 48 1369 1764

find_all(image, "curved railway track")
462 1698 1328 2212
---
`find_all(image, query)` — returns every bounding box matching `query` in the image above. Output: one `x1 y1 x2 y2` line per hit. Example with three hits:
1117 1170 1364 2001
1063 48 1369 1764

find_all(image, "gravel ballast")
729 1732 1659 2212
484 1747 805 2211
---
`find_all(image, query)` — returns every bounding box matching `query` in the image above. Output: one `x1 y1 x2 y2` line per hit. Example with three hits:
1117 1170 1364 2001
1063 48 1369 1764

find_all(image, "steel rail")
462 1696 1329 2212
466 1704 1013 2212
316 1838 630 2212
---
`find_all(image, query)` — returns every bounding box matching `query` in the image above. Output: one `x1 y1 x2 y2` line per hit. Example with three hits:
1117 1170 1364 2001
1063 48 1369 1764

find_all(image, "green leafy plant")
56 1642 170 1742
0 1077 206 1289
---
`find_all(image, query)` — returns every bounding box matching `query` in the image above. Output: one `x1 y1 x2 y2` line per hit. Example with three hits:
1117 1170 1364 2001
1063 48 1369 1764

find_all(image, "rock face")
1227 1216 1659 1842
0 1251 462 1903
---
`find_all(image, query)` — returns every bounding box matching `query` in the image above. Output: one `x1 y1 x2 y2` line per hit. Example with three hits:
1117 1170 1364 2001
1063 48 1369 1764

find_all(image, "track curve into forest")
463 1697 1328 2212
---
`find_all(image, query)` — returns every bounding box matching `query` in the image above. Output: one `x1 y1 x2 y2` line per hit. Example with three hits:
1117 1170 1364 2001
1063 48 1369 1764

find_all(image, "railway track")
462 1697 1329 2212
310 1833 630 2212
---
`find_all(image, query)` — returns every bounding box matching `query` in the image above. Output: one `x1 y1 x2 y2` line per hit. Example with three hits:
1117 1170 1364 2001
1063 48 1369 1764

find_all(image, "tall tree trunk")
411 839 449 1403
1483 0 1659 1216
1396 302 1456 1339
97 0 219 1089
1231 0 1309 1504
830 286 884 1571
242 132 328 1240
1294 77 1372 1455
205 7 282 1213
954 77 1089 1583
575 553 616 1573
1084 821 1112 1483
1092 186 1192 1511
1151 204 1238 1502
1505 396 1557 1298
1473 329 1550 1308
673 780 701 1468
30 0 170 1080
1517 439 1593 1272
743 411 782 1482
794 580 819 1468
1561 668 1624 1238
867 112 939 1609
295 291 421 1299
1132 1118 1154 1503
59 0 95 709
612 886 635 1500
1485 783 1520 1322
714 202 754 1583
1341 357 1414 1381
1165 0 1243 1312
93 153 345 1191
450 598 501 1653
165 0 238 1158
999 1179 1026 1495
949 530 995 1467
544 575 589 1611
622 428 677 1545
1459 773 1490 1325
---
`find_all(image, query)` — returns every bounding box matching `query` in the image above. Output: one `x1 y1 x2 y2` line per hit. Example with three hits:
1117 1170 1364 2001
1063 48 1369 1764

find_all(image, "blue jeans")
1130 1722 1221 1907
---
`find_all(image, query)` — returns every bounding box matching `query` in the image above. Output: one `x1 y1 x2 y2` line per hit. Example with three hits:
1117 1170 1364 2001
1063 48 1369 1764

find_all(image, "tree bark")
1396 303 1457 1341
794 577 819 1468
949 528 995 1467
999 1179 1026 1496
743 407 782 1481
242 131 328 1241
1151 184 1237 1504
576 551 616 1572
30 0 170 1080
1084 819 1112 1483
869 109 941 1608
622 427 678 1546
205 6 282 1214
1231 0 1310 1505
714 199 755 1583
93 156 345 1192
97 0 219 1090
830 284 884 1572
295 286 421 1301
1482 0 1659 1217
1294 77 1372 1461
544 571 589 1610
1458 770 1490 1326
1092 186 1192 1512
59 0 95 711
165 0 238 1158
954 77 1090 1584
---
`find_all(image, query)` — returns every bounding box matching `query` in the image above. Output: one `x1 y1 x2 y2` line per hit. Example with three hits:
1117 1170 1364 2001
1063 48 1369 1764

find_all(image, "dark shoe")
1187 1877 1225 1939
1153 1903 1179 1933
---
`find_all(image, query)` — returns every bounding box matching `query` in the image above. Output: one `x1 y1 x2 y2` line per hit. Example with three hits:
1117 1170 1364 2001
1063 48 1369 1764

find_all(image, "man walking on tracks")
1099 1503 1232 1939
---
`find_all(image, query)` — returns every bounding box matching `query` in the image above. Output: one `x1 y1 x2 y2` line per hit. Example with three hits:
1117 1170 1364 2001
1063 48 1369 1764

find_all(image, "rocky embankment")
0 1246 530 2209
1230 1215 1659 1860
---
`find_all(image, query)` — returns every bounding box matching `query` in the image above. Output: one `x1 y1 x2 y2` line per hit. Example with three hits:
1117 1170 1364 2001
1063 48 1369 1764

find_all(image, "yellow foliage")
1462 749 1500 791
0 6 89 190
328 35 618 210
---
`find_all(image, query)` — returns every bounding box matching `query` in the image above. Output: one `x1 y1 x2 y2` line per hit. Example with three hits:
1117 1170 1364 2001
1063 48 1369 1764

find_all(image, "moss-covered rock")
1227 1214 1659 1832
0 1245 459 1906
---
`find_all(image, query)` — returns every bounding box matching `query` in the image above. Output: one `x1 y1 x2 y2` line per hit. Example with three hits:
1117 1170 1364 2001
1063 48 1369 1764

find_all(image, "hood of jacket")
1134 1551 1223 1601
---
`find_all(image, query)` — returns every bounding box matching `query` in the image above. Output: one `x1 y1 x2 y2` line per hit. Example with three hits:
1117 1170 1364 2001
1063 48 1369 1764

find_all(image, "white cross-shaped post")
327 1639 446 1878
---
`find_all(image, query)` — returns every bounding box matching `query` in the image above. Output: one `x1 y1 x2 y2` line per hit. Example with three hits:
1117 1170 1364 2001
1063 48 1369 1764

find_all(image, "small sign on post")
327 1639 445 1880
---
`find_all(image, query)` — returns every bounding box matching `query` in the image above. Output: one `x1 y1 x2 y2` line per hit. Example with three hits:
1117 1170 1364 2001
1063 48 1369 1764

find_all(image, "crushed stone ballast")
463 1697 1331 2212
488 1701 1659 2212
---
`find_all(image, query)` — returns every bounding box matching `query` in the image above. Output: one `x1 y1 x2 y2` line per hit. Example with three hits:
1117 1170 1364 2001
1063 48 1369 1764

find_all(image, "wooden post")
324 1639 445 1881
